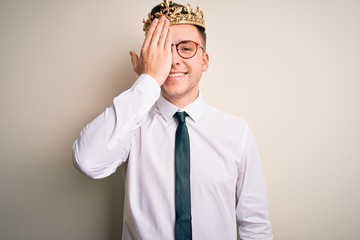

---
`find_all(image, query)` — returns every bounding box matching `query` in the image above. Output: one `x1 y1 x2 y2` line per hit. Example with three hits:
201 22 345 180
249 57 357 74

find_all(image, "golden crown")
143 0 205 32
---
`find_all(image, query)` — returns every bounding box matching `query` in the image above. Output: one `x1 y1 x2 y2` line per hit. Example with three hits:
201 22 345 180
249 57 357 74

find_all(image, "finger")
150 16 166 47
143 18 158 49
129 51 139 73
164 27 173 53
158 18 170 47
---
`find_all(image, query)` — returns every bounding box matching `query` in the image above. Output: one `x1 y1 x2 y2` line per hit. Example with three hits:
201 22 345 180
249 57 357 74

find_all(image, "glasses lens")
177 41 197 58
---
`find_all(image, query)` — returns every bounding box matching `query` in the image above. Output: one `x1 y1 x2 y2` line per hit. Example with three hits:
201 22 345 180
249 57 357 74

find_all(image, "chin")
161 89 182 99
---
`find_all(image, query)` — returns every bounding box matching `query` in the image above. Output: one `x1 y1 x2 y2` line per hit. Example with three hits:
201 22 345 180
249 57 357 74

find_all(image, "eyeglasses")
171 40 205 59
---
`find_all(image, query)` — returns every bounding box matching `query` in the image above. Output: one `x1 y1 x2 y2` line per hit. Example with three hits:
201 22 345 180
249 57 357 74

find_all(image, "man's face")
161 24 209 106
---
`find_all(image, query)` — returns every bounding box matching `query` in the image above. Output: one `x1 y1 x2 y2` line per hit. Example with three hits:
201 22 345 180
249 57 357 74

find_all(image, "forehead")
170 24 201 42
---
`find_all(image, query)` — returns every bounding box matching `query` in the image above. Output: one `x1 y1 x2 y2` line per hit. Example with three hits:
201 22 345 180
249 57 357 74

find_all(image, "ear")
202 52 209 72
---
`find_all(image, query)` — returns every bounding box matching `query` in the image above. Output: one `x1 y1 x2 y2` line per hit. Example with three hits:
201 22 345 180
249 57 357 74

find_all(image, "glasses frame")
171 40 205 59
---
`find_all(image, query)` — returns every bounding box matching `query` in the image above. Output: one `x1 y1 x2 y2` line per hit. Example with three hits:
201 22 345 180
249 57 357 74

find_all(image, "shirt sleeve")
72 74 161 179
236 125 273 240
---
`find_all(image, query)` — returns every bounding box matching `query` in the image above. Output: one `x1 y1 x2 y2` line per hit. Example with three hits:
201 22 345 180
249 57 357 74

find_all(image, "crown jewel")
143 0 205 32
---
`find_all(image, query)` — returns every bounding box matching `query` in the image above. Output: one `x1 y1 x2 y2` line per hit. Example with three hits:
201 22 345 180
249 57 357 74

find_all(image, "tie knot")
174 111 187 123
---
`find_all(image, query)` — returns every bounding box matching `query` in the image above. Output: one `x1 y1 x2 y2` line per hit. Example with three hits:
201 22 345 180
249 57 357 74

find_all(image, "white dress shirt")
73 74 273 240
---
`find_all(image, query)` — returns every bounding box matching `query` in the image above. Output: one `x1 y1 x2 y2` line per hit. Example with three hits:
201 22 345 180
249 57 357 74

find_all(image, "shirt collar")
156 93 206 123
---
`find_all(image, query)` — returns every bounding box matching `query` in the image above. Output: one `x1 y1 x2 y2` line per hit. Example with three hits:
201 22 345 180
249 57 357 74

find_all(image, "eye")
180 47 192 52
180 46 193 52
178 42 195 52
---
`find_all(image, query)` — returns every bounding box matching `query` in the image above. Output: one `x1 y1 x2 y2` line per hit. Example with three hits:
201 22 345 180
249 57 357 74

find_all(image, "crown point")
143 1 206 32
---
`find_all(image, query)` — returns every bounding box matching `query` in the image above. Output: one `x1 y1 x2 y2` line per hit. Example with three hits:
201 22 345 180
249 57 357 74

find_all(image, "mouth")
167 72 187 79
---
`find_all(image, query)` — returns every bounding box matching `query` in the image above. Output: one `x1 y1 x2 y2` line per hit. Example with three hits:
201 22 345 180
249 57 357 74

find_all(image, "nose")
171 44 181 66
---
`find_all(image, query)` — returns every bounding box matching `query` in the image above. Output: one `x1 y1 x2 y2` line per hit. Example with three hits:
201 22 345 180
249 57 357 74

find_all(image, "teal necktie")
174 112 192 240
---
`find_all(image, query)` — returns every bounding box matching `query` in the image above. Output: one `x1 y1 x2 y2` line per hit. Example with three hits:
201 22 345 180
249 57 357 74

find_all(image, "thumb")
129 51 140 74
130 51 143 75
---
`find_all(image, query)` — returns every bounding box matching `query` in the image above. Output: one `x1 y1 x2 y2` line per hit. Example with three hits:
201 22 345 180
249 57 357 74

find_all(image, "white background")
1 0 359 239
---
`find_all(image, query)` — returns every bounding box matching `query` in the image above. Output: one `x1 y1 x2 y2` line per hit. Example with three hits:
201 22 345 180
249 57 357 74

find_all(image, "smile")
168 72 186 78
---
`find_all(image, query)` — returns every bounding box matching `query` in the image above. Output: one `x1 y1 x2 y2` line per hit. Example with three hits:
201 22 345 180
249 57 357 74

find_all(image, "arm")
73 17 172 179
72 74 160 179
236 125 273 240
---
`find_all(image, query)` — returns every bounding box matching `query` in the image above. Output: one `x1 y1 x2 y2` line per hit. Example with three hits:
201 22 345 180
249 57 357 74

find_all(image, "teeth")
168 72 185 77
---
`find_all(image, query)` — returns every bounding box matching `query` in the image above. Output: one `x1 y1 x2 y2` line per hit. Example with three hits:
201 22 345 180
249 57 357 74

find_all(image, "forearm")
72 74 160 179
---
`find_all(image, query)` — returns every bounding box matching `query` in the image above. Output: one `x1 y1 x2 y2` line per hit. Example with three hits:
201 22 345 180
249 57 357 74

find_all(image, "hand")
130 17 173 86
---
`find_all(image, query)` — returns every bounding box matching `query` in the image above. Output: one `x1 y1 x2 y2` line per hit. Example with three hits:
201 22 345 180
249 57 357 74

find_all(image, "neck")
161 91 199 108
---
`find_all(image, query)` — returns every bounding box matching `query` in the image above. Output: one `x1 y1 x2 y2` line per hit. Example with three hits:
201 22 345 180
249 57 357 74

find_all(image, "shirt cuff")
132 74 161 100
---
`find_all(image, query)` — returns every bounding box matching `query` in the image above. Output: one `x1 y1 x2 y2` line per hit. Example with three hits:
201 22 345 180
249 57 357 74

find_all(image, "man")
73 0 273 239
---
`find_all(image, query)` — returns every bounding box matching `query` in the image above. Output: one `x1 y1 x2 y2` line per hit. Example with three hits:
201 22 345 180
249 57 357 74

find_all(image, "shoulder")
196 104 254 143
202 104 249 129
